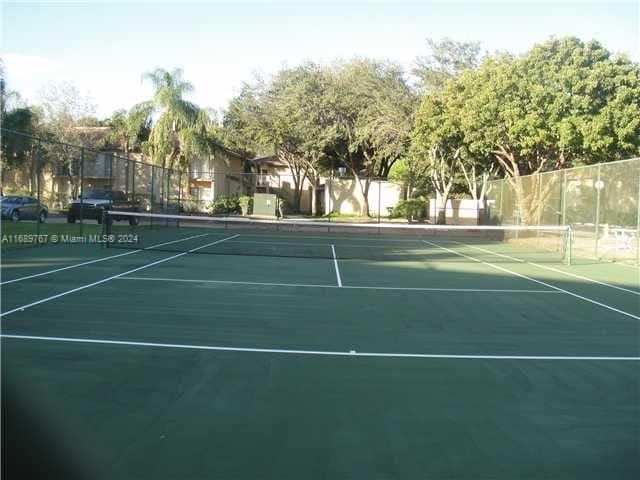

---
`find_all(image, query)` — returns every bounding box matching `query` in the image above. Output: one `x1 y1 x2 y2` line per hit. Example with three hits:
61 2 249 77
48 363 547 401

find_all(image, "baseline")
2 334 638 361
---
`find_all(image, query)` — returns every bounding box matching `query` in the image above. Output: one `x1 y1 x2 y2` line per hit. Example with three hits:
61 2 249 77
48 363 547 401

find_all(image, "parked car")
1 196 48 223
67 189 139 225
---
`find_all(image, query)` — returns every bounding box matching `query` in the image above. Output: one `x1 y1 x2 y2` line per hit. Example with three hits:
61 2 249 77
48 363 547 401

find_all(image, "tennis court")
2 212 639 479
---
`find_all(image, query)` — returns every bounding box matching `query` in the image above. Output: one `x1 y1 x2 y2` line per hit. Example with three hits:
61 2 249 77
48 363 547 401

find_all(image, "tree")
413 38 482 92
458 37 640 223
325 59 415 215
139 68 211 171
37 82 97 145
410 39 495 208
1 108 40 195
224 65 337 213
412 89 463 223
107 105 151 155
272 65 338 214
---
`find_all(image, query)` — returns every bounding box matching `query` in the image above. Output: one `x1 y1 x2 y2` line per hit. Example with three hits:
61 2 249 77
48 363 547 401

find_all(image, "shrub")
238 196 253 215
388 197 427 222
180 200 203 214
209 195 241 215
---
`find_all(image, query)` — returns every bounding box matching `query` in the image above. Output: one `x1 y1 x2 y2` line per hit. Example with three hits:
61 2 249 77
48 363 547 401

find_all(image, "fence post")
561 170 567 226
594 164 602 259
377 179 381 225
150 166 155 228
328 175 332 223
537 174 543 227
499 178 504 221
178 170 183 213
108 153 114 189
277 174 282 219
165 169 170 213
35 140 41 240
79 148 84 237
124 153 130 197
131 159 136 208
636 172 640 266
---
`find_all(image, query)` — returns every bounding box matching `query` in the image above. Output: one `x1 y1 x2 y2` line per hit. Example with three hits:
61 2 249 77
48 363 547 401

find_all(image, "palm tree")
139 68 212 171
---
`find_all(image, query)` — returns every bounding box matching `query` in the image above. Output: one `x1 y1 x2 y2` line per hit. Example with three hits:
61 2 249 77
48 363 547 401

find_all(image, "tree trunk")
353 173 371 217
437 185 452 225
493 147 557 225
310 177 320 216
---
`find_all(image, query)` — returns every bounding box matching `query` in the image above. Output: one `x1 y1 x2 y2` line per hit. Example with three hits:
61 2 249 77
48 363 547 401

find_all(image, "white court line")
118 276 560 293
448 240 640 296
1 334 638 361
331 244 342 287
423 240 640 321
0 232 211 286
0 235 239 318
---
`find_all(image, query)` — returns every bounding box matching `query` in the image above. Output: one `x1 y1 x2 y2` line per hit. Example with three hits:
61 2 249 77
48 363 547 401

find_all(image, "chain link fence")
486 158 640 265
1 130 413 250
0 129 193 249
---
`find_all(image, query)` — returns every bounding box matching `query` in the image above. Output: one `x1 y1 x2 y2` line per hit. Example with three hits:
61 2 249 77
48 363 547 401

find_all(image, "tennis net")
104 211 573 264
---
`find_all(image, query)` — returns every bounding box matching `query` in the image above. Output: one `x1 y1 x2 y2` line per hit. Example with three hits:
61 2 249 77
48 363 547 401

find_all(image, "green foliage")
223 59 416 215
179 199 204 214
1 108 38 169
458 38 640 172
139 68 215 171
388 197 427 222
209 195 241 215
413 38 482 92
238 195 253 215
107 106 151 153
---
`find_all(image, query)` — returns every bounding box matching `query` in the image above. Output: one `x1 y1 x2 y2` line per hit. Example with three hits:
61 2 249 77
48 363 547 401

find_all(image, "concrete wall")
429 197 485 225
325 179 403 216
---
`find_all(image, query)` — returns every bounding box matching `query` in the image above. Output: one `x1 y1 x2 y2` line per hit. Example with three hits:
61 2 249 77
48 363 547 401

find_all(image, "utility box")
253 193 278 217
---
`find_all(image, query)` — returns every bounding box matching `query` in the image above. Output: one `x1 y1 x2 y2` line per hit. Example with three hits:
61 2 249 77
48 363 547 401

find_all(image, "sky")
1 0 638 118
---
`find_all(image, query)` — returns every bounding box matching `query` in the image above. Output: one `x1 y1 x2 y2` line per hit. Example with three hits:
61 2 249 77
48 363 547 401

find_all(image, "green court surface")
1 228 639 479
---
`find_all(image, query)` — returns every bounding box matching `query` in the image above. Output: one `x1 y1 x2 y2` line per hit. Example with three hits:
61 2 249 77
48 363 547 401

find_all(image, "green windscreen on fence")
486 158 640 265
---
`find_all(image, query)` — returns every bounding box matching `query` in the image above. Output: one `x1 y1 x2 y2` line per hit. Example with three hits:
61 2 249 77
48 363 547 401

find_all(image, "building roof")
249 155 288 167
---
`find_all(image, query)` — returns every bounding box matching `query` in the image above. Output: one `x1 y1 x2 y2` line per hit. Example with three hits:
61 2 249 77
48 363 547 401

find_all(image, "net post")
102 209 109 249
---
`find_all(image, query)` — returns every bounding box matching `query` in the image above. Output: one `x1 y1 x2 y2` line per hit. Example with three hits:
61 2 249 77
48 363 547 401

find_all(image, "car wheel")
129 216 139 226
38 211 47 223
11 210 20 222
67 215 76 223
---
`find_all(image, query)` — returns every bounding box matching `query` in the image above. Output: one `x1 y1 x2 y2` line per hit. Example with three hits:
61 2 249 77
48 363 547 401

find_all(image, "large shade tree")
325 59 415 216
458 37 640 223
412 86 464 223
224 64 340 213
